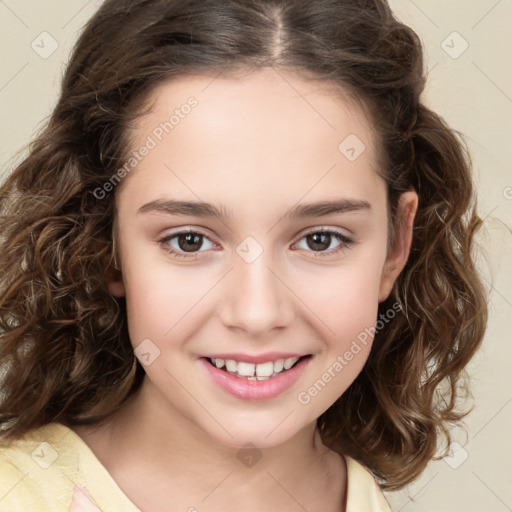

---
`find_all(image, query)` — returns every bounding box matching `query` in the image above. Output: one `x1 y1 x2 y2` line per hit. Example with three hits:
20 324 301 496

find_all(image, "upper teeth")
211 357 301 380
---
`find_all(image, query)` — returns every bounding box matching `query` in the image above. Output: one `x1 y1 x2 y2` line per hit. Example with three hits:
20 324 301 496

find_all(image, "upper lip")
202 352 309 364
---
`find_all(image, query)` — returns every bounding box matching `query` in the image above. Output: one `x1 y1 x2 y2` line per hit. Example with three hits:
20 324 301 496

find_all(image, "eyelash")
158 228 353 259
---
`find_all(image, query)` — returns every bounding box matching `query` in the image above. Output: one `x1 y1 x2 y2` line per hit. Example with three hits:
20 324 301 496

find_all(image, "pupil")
309 233 330 251
179 233 202 252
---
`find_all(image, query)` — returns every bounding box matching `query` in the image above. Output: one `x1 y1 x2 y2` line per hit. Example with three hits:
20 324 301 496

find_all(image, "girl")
0 1 488 511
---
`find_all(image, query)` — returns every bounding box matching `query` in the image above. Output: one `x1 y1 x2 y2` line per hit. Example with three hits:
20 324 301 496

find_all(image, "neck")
73 376 346 511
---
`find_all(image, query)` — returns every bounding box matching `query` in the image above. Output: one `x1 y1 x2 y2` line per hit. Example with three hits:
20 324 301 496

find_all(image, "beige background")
1 1 511 511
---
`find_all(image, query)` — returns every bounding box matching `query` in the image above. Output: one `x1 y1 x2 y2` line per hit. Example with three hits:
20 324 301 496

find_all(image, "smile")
207 356 307 381
200 354 312 400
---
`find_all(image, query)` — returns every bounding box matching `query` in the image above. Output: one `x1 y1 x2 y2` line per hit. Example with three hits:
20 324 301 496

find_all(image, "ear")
90 236 126 298
105 260 126 298
378 190 418 302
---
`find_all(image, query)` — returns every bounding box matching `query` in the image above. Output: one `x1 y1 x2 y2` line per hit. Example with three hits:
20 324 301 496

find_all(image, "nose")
217 249 295 337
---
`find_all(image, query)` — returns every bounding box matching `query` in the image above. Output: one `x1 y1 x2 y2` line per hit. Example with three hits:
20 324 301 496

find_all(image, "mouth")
203 355 311 381
200 353 313 401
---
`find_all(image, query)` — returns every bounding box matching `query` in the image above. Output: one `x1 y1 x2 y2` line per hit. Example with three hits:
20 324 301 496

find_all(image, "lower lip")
199 356 311 401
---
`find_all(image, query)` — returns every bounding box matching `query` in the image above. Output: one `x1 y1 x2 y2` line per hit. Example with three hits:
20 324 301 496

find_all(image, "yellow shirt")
0 422 392 512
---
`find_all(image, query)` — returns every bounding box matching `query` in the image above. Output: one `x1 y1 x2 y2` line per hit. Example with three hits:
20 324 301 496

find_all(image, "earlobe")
378 190 418 302
106 242 126 298
90 236 126 298
107 269 126 297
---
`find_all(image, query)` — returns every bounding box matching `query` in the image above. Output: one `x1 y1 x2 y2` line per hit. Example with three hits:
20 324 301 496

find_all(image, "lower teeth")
228 371 279 381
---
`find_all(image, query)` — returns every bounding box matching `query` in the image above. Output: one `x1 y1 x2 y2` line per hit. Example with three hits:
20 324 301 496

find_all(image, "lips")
199 354 312 400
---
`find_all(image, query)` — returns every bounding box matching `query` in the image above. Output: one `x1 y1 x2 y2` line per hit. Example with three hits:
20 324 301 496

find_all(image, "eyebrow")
137 198 371 220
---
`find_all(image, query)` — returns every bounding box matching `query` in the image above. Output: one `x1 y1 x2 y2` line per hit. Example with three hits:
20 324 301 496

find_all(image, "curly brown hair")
0 0 487 491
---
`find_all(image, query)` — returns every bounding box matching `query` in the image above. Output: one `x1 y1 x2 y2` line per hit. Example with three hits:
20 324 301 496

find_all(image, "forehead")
117 67 384 216
130 67 377 150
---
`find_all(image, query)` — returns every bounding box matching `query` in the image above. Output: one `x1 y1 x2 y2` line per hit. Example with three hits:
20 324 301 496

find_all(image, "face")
108 68 417 449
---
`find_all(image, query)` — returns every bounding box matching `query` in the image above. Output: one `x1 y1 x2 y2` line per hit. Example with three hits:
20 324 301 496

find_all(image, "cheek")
298 255 384 363
120 242 176 345
121 244 222 354
294 268 382 409
123 268 195 348
303 258 384 336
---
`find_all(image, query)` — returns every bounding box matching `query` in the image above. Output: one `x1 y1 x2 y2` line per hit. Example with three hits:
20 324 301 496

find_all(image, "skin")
72 67 418 512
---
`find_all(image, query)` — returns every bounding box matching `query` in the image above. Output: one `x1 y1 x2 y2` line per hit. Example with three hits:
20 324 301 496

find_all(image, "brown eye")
306 232 332 251
294 229 353 257
159 230 215 257
176 232 203 252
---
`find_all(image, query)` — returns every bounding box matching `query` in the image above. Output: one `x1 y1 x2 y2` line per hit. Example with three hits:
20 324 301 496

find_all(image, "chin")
198 414 312 452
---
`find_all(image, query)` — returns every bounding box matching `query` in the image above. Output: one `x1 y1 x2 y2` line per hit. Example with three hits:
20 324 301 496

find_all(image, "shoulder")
344 454 392 512
0 422 141 512
0 422 91 511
